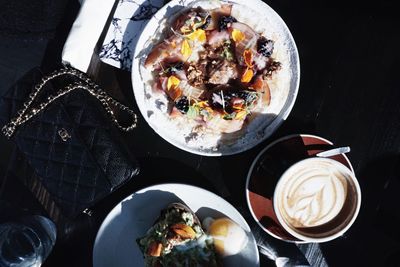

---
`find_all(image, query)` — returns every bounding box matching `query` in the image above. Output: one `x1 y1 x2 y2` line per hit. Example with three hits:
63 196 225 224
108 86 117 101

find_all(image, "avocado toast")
137 203 221 267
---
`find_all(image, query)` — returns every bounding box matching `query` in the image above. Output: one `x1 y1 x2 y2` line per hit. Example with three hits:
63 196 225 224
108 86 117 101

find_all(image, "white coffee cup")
273 157 361 243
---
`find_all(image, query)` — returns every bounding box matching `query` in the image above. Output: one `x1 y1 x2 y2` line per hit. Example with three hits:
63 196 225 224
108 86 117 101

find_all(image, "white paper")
61 0 115 72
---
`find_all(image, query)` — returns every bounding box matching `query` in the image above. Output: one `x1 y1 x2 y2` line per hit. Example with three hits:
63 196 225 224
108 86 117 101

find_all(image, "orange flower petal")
170 223 196 239
205 107 214 114
243 49 253 67
181 39 192 58
241 68 254 83
231 29 245 43
167 75 180 91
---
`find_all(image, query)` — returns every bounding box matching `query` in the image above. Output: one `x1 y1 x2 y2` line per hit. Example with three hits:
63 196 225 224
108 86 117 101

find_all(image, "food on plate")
144 4 281 134
202 217 248 256
136 203 221 267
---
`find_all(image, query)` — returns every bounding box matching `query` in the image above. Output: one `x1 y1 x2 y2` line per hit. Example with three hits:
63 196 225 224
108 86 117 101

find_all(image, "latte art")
279 162 348 228
274 157 361 242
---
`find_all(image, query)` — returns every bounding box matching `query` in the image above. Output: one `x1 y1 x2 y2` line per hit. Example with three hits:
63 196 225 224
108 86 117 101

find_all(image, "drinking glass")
0 215 56 267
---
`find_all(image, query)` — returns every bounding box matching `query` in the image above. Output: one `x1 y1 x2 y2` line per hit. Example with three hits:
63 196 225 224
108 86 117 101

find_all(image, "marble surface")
99 0 166 71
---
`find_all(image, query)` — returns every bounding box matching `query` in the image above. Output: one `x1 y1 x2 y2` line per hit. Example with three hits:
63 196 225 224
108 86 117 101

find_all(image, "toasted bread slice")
137 202 221 267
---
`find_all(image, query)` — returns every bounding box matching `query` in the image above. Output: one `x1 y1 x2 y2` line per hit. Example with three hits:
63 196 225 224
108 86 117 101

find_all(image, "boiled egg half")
203 217 248 256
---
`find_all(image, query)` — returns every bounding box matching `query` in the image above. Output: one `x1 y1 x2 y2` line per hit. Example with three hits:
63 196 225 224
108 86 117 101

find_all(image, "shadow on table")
358 154 400 266
320 154 400 266
137 156 208 183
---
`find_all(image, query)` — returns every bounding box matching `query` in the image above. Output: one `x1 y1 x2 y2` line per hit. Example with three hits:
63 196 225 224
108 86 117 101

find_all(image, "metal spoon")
316 146 350 158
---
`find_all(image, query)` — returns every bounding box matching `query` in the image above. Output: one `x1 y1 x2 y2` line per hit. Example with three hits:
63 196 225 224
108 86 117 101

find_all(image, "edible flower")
196 101 209 108
170 223 196 239
203 107 214 116
243 49 253 67
232 101 244 110
231 29 245 43
241 68 254 83
181 39 192 58
167 75 180 91
241 49 254 83
186 29 206 42
235 110 248 120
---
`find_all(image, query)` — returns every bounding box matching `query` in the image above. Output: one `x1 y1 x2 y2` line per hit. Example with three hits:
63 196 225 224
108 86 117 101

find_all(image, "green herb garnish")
187 105 200 119
223 112 236 120
221 40 234 61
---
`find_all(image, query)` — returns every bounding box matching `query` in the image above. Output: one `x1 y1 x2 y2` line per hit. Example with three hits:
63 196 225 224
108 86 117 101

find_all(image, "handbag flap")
61 90 139 188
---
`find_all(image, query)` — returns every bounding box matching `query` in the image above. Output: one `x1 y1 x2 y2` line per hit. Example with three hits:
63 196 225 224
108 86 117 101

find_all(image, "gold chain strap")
2 66 137 139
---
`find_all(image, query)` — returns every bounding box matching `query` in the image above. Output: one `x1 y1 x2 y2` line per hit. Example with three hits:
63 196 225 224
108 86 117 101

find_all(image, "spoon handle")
316 146 350 158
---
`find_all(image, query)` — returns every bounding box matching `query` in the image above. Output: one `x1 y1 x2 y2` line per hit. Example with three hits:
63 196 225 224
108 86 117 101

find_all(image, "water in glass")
0 215 56 267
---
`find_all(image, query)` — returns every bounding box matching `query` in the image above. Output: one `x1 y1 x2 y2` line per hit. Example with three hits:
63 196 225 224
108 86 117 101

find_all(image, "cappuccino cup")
273 157 361 242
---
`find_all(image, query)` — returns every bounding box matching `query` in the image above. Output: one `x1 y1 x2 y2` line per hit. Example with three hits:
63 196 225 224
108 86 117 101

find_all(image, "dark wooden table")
1 0 399 266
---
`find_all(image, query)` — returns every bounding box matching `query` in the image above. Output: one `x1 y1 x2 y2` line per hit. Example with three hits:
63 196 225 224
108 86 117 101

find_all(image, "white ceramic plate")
131 0 300 156
93 183 259 267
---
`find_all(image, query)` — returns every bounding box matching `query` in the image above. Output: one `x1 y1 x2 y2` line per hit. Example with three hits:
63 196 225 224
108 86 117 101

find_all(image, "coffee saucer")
245 134 354 243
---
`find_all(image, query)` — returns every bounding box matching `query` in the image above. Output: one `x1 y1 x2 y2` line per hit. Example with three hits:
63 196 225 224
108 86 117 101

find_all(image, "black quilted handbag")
0 67 139 222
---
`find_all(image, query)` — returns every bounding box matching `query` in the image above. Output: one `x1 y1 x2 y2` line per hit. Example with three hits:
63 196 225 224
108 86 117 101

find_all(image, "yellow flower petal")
205 107 214 114
167 75 180 91
196 101 209 108
187 29 206 42
181 39 192 58
235 110 248 120
241 68 254 83
233 102 244 110
232 29 245 43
